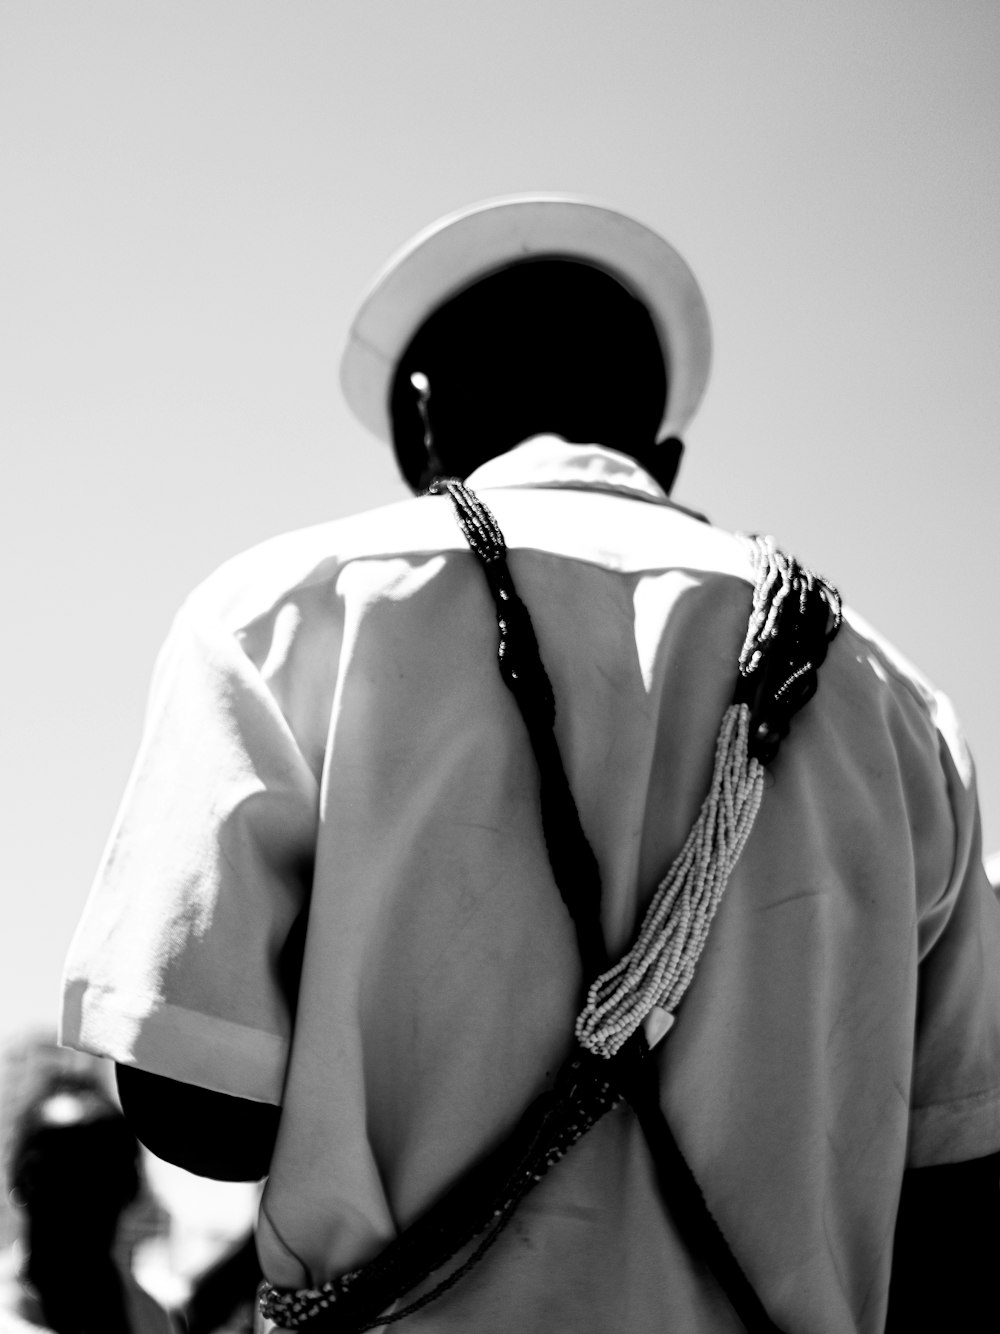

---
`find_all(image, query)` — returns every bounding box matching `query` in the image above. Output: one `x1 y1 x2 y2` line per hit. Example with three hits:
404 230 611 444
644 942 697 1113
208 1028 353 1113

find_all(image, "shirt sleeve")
907 689 1000 1166
60 597 319 1106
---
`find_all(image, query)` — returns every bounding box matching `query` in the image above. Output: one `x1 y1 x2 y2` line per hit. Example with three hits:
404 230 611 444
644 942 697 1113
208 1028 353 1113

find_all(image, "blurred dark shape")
0 1032 169 1276
0 1031 111 1252
0 1068 171 1333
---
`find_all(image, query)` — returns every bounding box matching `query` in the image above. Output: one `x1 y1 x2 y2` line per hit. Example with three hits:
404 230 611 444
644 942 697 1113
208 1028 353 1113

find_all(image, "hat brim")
339 193 712 444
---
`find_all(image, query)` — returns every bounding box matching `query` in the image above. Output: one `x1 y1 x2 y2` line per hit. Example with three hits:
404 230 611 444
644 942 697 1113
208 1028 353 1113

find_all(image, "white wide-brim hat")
340 194 712 444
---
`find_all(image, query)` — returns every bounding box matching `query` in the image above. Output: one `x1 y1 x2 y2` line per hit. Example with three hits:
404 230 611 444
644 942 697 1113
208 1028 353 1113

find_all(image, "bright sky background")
2 1 998 1048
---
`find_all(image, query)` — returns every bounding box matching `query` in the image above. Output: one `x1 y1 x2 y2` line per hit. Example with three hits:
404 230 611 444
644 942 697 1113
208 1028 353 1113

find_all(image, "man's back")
62 436 1000 1332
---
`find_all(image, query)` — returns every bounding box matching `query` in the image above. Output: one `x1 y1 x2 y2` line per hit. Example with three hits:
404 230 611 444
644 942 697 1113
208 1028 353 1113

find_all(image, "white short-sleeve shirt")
62 438 1000 1333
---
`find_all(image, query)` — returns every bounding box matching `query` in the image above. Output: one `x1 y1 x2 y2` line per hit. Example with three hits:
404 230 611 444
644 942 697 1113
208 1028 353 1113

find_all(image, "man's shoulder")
179 493 470 634
838 606 939 716
823 605 973 790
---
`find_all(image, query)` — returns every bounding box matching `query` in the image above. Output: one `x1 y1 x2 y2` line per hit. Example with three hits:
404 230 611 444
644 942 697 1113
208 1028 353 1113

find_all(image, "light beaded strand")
575 702 764 1060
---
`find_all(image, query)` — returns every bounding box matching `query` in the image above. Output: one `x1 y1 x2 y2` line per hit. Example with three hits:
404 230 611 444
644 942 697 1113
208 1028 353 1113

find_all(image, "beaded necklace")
259 484 841 1334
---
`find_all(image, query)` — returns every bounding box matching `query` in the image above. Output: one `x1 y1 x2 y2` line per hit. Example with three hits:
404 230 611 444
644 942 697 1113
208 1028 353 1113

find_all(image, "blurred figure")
986 849 1000 896
0 1074 172 1334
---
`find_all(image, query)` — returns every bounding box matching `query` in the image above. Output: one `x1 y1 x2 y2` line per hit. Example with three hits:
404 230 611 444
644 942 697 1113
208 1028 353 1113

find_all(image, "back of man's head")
389 258 669 491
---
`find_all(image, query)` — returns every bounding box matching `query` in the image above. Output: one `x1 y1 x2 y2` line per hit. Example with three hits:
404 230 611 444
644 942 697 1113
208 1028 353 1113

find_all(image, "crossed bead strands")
258 508 839 1333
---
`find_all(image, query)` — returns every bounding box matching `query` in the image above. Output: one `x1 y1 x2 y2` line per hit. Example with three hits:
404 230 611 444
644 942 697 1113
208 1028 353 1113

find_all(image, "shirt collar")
463 435 707 521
